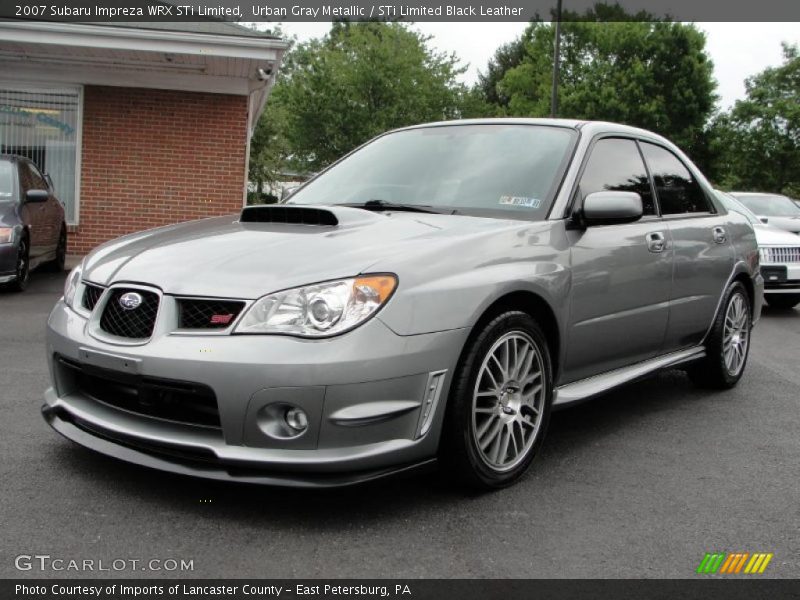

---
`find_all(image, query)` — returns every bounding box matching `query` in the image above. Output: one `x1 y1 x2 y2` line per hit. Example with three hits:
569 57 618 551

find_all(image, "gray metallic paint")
43 119 762 486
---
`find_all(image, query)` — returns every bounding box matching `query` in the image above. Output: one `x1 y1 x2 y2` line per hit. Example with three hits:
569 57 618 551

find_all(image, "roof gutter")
0 20 289 60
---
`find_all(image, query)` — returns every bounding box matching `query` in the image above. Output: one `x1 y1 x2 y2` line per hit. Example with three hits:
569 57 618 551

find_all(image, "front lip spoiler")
42 405 437 489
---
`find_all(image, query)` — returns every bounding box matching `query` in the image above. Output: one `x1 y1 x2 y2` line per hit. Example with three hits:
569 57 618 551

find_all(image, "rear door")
27 161 62 253
639 142 734 350
563 137 673 383
18 160 49 259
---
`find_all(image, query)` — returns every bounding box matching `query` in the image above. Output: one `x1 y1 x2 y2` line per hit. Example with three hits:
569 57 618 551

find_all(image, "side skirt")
553 346 706 409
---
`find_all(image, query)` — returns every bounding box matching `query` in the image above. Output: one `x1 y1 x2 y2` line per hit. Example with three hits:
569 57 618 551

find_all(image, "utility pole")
550 0 563 118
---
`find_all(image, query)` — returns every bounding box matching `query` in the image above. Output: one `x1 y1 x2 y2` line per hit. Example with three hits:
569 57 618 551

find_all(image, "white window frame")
0 80 84 225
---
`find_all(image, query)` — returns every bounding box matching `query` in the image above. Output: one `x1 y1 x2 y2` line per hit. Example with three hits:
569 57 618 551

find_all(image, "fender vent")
240 205 338 226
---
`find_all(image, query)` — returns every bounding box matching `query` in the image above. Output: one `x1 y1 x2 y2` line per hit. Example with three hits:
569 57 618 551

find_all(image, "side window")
18 162 34 194
640 143 711 215
25 162 48 191
578 138 655 216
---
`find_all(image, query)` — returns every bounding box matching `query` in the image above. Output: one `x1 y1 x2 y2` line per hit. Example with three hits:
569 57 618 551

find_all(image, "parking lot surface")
1 272 798 578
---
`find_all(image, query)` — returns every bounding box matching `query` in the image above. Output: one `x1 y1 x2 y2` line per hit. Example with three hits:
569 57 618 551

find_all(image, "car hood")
82 206 530 299
757 215 800 234
754 223 800 245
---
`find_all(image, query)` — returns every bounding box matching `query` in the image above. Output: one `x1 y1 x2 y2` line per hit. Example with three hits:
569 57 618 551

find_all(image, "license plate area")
78 347 141 374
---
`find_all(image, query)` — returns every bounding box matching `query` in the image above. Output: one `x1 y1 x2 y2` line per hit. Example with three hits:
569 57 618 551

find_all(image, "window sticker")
499 195 541 209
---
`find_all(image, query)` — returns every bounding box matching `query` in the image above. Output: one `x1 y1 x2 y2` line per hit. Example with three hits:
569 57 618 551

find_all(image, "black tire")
8 236 30 293
688 281 752 389
44 225 67 273
440 311 553 489
765 294 800 310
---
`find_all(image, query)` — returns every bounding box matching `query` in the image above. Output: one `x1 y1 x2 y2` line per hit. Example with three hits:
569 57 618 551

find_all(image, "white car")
717 191 800 309
730 192 800 235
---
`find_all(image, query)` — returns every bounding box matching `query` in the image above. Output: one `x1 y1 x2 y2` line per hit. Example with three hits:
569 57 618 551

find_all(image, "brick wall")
69 85 248 254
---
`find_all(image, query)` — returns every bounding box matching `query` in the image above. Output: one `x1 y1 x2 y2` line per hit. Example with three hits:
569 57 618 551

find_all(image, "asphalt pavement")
1 271 798 579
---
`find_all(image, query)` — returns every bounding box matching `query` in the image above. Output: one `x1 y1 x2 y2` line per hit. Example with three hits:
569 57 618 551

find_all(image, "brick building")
0 20 288 254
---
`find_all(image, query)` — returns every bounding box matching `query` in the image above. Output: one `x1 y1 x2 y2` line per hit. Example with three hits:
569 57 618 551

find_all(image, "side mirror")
281 186 299 201
760 217 769 224
25 189 49 204
582 191 643 225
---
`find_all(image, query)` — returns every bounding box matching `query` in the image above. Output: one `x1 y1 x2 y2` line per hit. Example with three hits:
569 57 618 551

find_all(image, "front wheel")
688 281 752 389
440 311 553 489
765 294 800 310
8 237 30 292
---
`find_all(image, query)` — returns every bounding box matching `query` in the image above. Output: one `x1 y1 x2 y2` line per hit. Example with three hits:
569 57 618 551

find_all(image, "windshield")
715 191 761 225
0 162 14 203
732 193 800 217
287 124 577 220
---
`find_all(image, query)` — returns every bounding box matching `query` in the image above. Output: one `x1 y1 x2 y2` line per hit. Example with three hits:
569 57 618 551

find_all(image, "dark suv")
0 155 67 291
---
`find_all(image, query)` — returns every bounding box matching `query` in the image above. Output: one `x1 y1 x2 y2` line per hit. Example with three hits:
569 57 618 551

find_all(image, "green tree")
266 21 470 174
480 4 717 157
477 37 525 110
712 44 800 196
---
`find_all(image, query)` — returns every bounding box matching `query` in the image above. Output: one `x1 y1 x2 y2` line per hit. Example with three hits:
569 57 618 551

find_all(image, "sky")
270 22 800 110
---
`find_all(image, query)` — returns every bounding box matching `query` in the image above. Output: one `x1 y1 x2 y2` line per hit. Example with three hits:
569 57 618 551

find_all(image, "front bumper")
44 300 469 486
0 242 17 282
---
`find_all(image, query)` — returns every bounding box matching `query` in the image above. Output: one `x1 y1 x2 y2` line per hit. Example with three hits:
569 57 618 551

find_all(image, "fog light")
285 407 308 432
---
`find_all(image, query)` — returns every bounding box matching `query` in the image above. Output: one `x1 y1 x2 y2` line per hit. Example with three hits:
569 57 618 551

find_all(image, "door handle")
645 231 667 253
712 226 727 244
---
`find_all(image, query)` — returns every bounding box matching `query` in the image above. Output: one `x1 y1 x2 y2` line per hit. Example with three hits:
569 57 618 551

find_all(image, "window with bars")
0 87 81 223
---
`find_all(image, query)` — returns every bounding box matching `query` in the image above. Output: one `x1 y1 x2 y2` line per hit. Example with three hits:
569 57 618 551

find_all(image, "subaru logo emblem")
119 292 143 310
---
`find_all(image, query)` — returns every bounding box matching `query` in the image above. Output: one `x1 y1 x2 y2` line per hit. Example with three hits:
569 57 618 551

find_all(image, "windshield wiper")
335 199 444 214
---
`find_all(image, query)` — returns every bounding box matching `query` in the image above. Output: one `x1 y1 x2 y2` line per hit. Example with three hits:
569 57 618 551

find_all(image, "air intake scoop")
240 205 338 226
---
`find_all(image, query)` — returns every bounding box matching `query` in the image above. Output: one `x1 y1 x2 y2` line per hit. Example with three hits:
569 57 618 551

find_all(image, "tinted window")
289 125 577 220
25 162 48 191
578 138 655 215
641 143 711 215
0 162 13 202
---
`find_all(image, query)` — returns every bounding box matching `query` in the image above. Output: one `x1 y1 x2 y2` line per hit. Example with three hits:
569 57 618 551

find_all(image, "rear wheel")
8 236 30 292
440 311 553 489
688 281 751 389
45 225 67 273
765 294 800 310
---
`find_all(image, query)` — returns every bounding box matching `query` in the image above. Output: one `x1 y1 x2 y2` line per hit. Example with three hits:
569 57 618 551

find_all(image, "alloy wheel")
722 292 749 376
471 331 546 472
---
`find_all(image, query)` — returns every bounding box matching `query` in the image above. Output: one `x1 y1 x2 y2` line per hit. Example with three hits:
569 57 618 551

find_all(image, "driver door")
562 138 673 383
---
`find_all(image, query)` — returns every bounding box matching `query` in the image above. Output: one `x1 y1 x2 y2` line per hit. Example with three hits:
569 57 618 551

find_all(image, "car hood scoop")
240 205 338 226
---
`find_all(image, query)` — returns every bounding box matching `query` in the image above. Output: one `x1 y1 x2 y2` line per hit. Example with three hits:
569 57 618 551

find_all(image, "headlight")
235 275 397 337
63 264 82 308
0 227 13 244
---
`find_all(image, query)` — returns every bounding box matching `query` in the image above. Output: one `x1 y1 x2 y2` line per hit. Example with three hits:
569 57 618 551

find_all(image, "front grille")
99 288 160 339
82 283 104 311
761 246 800 264
178 299 246 329
57 356 221 429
